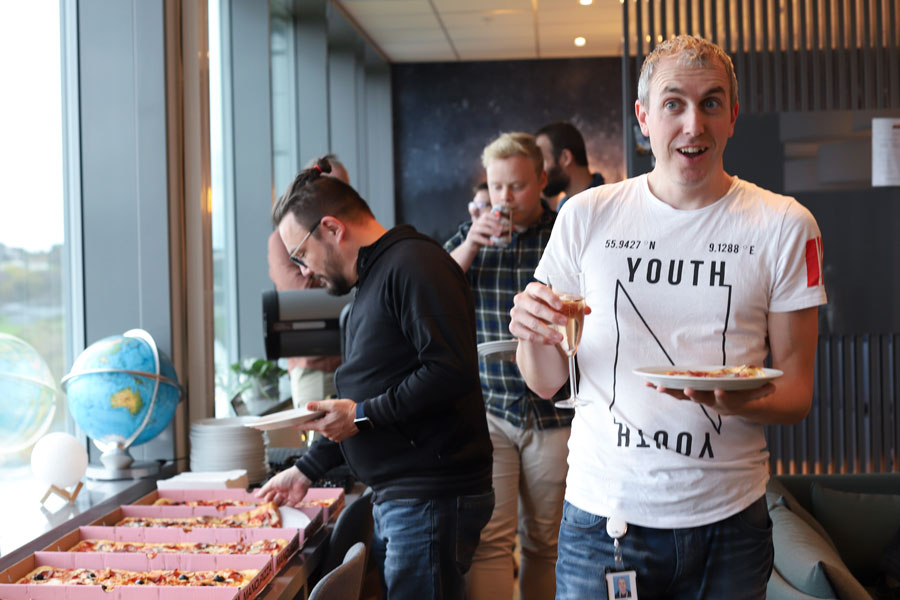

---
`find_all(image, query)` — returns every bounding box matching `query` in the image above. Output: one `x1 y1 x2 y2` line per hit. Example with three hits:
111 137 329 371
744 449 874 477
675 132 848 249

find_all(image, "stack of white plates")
189 417 269 484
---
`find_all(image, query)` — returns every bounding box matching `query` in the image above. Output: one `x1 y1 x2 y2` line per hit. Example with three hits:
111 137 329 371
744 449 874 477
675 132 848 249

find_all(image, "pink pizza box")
0 551 272 600
43 526 300 573
89 506 323 542
133 487 345 523
296 488 345 523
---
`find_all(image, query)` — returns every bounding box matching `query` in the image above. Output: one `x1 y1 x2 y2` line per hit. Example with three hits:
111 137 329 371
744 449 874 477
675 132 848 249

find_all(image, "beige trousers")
289 367 336 408
466 412 570 600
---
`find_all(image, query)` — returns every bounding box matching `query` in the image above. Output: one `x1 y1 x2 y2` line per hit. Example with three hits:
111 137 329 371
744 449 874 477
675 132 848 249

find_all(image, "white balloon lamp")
31 432 89 504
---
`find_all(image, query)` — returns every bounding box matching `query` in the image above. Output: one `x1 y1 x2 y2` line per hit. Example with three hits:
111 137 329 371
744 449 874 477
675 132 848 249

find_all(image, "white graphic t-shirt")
536 175 827 528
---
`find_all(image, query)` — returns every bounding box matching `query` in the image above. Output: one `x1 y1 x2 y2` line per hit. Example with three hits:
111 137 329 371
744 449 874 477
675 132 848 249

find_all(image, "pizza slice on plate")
665 364 766 378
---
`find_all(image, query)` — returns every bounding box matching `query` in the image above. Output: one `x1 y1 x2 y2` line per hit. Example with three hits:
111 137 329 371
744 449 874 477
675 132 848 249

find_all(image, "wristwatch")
354 402 374 432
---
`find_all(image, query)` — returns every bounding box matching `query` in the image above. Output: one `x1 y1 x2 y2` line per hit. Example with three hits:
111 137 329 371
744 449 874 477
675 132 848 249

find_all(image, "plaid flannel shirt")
444 205 573 430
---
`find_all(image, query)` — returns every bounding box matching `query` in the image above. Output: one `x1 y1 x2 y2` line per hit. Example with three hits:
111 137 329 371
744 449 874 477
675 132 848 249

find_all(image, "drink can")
490 205 513 248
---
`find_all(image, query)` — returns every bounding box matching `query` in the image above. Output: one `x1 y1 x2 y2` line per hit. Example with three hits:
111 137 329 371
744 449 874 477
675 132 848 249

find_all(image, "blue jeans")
556 497 773 600
372 490 495 600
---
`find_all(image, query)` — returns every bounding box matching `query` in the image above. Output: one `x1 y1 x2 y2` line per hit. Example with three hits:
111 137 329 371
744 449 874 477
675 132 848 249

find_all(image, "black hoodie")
294 225 493 503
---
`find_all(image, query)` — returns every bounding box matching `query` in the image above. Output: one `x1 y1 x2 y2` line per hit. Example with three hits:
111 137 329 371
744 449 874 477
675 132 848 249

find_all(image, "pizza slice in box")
116 502 281 529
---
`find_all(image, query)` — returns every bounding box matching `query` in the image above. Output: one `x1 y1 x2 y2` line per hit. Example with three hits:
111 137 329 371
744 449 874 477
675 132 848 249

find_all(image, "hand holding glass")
546 272 585 409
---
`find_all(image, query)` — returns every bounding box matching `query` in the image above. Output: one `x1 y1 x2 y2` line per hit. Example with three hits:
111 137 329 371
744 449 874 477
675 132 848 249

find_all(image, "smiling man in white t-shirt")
510 35 827 600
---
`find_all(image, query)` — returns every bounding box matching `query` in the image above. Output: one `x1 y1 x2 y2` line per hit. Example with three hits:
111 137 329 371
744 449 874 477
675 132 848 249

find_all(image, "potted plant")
229 358 288 407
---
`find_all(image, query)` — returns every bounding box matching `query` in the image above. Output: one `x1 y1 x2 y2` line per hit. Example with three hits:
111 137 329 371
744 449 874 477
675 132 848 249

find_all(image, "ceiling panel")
536 0 596 7
335 0 625 62
347 14 442 29
441 12 533 29
371 29 449 43
339 0 431 15
539 40 621 57
432 0 533 12
537 12 607 25
457 49 544 61
379 41 456 58
455 38 538 50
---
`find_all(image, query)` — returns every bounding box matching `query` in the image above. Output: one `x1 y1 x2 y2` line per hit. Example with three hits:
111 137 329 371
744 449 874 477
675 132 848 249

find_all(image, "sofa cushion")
770 504 871 599
810 483 900 583
768 477 837 549
767 567 838 600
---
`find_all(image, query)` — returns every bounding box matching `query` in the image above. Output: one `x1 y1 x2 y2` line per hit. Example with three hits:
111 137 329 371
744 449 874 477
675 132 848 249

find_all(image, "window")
0 0 72 467
209 0 239 417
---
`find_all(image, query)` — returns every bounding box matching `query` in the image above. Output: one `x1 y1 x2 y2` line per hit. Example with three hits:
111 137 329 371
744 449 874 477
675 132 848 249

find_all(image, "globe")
62 329 181 470
0 333 60 455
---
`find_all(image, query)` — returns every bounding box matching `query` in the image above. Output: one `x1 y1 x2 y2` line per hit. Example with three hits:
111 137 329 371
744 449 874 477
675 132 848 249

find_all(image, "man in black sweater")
257 157 494 600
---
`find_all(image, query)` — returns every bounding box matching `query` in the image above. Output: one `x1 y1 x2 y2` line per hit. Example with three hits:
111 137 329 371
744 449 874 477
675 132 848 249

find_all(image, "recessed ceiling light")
579 0 593 5
574 37 586 47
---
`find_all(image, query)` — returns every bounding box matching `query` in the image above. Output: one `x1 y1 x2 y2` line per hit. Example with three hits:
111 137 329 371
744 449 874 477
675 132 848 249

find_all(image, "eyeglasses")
288 218 322 269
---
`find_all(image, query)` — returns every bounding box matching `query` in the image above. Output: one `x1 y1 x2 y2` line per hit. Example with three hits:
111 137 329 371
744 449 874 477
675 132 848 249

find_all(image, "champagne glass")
546 272 585 409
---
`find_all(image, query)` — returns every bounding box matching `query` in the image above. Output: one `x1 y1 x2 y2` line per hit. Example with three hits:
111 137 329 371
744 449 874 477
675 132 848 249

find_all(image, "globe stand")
84 445 161 481
85 460 160 481
39 482 84 505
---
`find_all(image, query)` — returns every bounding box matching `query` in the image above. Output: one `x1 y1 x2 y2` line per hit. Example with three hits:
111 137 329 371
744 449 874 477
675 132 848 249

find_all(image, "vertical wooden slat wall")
824 0 834 110
765 334 899 475
622 0 633 178
622 0 900 119
812 0 822 110
773 0 783 110
890 0 899 106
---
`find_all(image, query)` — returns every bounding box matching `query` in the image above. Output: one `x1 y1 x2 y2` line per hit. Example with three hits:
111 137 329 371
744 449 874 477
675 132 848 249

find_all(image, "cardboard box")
157 471 249 490
88 506 323 542
132 487 345 523
42 526 300 573
0 551 272 600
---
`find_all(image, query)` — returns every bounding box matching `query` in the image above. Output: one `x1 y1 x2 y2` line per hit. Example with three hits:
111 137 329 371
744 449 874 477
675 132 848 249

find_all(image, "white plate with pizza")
633 365 783 391
243 407 326 431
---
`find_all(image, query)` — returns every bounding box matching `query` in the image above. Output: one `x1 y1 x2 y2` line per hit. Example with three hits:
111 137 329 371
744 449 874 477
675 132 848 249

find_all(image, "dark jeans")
556 496 773 600
371 490 495 600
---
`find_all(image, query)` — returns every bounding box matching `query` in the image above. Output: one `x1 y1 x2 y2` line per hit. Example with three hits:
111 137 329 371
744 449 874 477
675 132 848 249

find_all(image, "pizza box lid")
43 526 301 574
0 552 272 600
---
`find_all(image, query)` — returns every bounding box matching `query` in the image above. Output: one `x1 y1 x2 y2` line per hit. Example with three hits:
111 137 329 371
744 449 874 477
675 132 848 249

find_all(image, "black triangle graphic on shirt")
613 279 731 435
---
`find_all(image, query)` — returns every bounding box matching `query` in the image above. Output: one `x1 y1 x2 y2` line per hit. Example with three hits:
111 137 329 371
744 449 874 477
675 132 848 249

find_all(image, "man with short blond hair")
445 132 571 600
511 35 826 598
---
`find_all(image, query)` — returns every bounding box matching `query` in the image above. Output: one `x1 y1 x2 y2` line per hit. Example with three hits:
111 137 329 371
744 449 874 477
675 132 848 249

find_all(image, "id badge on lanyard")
605 516 639 599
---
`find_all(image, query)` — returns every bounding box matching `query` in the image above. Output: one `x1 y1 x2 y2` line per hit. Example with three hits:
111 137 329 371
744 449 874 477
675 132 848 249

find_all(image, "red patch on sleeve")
805 237 823 287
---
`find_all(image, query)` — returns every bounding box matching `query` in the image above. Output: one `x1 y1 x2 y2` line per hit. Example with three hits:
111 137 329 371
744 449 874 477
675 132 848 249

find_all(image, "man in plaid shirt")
444 132 572 600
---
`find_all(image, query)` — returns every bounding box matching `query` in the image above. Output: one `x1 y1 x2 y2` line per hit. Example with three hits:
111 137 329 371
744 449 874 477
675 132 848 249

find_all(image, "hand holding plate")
305 399 358 442
647 382 777 416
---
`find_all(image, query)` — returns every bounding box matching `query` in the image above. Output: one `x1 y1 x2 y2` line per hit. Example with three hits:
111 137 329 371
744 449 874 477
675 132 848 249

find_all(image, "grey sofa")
766 473 900 600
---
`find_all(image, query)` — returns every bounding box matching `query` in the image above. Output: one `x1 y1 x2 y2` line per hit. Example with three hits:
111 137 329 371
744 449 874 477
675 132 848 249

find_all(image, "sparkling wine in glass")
547 272 585 409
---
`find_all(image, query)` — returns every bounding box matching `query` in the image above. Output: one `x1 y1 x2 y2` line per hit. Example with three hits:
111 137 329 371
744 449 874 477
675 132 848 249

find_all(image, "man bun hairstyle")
535 121 589 167
637 34 738 111
271 155 373 228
